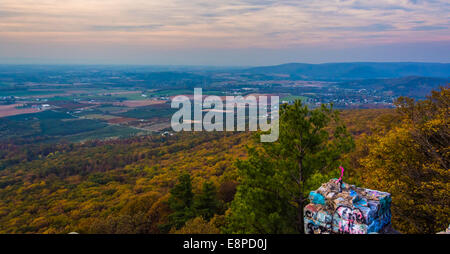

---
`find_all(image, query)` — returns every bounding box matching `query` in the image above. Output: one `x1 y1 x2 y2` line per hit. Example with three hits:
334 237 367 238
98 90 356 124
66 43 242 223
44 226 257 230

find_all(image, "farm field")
0 104 41 117
0 85 197 143
280 95 309 102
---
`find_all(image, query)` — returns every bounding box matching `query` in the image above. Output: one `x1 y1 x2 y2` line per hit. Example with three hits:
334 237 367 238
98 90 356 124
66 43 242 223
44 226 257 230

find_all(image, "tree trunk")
297 157 304 234
297 196 304 234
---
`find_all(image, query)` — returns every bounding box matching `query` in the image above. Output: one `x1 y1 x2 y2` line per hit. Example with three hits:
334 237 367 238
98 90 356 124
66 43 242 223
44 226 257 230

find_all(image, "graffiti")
305 210 314 219
335 220 367 234
304 204 333 234
305 205 368 234
333 206 367 234
304 179 392 234
306 221 332 234
335 206 365 224
308 191 326 205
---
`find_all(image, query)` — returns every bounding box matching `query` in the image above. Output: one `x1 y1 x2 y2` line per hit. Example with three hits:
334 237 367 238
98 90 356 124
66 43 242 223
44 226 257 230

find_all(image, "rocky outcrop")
437 225 450 234
304 179 393 234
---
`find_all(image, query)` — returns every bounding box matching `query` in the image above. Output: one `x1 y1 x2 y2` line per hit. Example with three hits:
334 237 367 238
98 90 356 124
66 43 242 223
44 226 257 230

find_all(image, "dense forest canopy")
0 87 448 233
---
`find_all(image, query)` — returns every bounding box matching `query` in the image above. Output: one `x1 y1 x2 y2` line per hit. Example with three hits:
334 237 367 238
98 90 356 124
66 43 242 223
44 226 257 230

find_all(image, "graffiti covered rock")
304 179 392 234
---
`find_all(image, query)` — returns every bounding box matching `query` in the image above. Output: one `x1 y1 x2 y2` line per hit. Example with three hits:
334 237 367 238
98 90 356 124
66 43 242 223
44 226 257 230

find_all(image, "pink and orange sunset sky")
0 0 449 65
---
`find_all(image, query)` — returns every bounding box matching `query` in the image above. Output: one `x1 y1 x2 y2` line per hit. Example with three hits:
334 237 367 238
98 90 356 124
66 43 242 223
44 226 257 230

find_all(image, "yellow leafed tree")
360 86 450 233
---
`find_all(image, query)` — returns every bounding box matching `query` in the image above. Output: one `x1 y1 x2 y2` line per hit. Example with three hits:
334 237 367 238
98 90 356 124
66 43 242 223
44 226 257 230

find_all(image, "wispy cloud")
0 10 21 17
0 0 448 64
321 23 397 32
412 25 448 31
89 24 163 31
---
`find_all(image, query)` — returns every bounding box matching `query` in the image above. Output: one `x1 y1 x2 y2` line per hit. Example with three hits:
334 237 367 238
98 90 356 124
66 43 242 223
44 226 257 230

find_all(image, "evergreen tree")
226 100 354 233
165 173 195 231
194 181 221 220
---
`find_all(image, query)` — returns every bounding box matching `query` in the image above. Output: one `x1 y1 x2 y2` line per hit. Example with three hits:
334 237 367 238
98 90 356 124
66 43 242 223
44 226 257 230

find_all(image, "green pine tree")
225 100 354 233
165 173 195 231
194 181 221 220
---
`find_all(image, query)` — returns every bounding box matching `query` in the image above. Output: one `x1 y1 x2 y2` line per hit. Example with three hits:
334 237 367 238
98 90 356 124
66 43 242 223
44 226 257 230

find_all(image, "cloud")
322 23 396 32
0 10 21 17
199 7 264 18
89 24 163 31
349 1 412 11
0 0 448 56
412 25 448 31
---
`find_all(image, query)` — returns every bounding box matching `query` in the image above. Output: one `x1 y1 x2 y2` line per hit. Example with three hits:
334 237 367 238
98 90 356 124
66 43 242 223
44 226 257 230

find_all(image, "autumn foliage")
0 87 448 234
359 86 449 233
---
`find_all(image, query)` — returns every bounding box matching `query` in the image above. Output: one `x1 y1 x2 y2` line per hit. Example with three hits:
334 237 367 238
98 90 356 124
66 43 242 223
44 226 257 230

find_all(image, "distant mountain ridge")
244 62 450 80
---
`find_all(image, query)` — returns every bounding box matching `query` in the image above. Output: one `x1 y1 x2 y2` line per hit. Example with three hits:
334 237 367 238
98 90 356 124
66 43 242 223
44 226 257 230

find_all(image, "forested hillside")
0 88 448 234
0 132 249 233
0 108 391 233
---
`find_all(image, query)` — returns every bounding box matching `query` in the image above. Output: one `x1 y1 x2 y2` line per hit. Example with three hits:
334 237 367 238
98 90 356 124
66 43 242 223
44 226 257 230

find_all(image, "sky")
0 0 449 66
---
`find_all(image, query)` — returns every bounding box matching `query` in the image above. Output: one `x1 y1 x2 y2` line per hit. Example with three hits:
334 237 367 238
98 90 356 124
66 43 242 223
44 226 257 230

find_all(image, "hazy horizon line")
1 61 449 68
